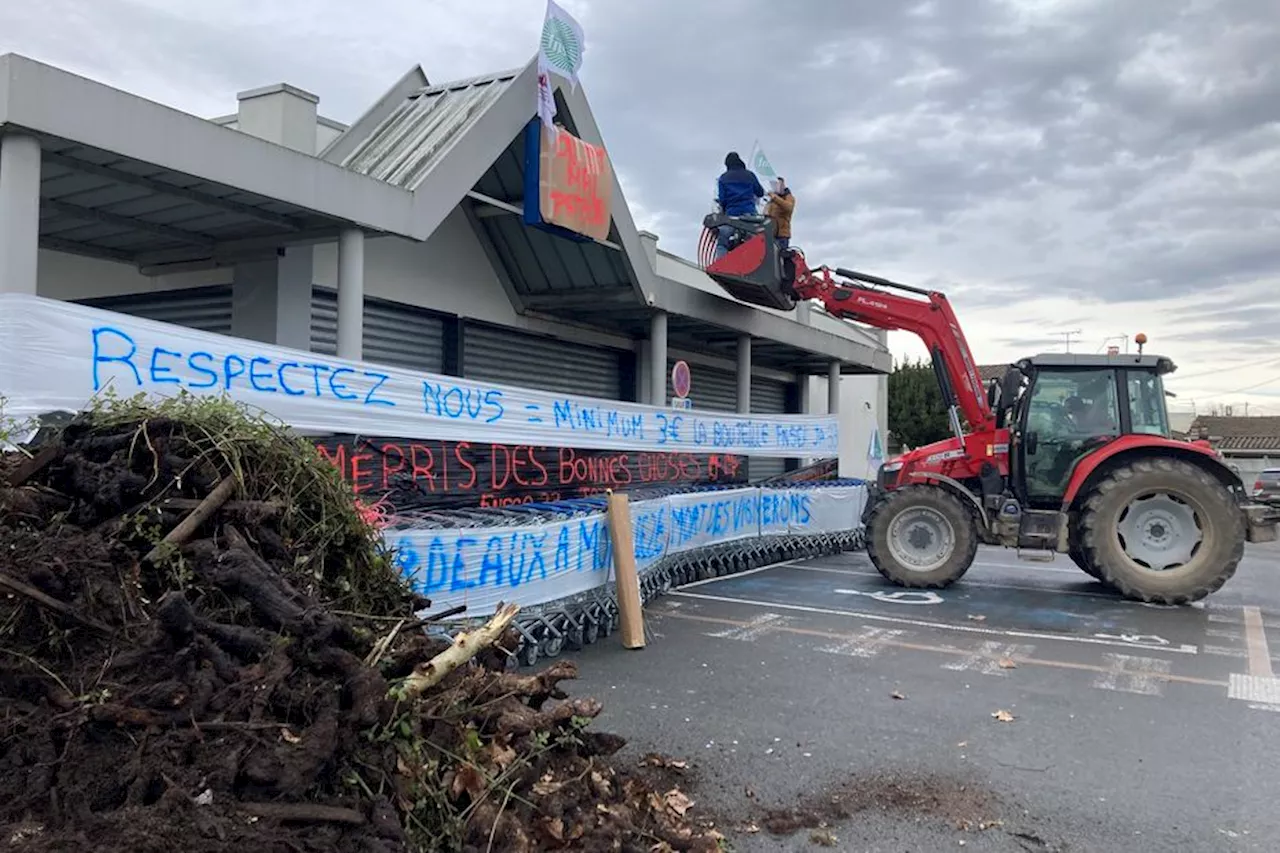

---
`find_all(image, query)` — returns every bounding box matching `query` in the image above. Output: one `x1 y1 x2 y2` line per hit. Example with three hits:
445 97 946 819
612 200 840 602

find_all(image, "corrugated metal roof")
340 69 521 190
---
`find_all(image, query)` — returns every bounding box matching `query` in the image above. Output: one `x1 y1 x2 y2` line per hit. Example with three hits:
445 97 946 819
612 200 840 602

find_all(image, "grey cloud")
2 0 1278 379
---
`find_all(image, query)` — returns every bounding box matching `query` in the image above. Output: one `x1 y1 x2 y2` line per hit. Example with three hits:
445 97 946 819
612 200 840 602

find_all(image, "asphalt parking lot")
567 541 1280 852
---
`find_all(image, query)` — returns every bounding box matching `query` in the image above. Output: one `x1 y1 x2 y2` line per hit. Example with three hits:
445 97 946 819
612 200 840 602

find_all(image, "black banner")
315 435 748 510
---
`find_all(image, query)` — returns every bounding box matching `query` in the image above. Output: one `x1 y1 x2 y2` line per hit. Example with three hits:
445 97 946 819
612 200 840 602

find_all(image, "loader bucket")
698 214 798 312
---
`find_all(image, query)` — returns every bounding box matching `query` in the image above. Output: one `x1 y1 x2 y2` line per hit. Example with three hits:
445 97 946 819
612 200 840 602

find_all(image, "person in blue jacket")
713 151 765 260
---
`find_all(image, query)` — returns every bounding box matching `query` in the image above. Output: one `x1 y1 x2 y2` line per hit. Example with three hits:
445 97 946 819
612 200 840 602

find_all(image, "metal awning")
29 136 358 270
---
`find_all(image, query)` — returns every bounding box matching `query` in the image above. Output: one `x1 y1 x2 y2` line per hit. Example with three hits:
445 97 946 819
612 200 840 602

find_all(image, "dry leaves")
992 710 1016 723
488 740 517 770
450 763 486 801
641 753 688 771
810 828 839 847
532 772 564 797
998 657 1018 669
279 727 302 745
663 788 695 818
891 690 907 700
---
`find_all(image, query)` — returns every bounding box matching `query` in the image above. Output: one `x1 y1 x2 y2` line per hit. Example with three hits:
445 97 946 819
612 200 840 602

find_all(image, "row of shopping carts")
398 480 870 668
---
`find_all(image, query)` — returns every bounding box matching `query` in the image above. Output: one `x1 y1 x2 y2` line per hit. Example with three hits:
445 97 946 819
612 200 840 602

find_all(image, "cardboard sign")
537 124 612 241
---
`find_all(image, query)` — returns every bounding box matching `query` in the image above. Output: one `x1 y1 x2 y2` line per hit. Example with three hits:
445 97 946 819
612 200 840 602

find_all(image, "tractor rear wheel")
1068 546 1104 581
866 485 979 589
1079 457 1243 605
1067 521 1104 581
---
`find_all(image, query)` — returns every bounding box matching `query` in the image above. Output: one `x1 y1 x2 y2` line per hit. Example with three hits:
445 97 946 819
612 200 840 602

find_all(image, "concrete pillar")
736 334 752 413
0 134 42 295
649 311 668 406
231 246 313 350
337 228 365 360
828 361 841 415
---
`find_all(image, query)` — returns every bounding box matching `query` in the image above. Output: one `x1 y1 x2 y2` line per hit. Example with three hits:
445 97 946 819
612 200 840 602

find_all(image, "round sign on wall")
671 360 691 399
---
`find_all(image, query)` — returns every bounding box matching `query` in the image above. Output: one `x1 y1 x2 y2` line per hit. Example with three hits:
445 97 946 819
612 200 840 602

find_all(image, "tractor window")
1022 369 1120 503
1126 371 1170 437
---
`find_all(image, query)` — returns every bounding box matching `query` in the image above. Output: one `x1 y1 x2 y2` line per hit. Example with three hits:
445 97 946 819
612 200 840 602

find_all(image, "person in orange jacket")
764 177 795 250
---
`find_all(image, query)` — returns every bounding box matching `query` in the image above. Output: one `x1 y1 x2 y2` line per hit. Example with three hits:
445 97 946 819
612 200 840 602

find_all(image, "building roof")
1188 416 1280 452
0 53 419 272
1 51 890 375
339 68 521 189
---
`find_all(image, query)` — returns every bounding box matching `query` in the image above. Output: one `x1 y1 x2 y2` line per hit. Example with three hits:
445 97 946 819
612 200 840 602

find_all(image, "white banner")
386 483 867 618
0 294 838 458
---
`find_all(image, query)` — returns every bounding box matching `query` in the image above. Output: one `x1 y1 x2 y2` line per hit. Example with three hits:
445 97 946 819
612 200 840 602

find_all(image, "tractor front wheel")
1079 458 1243 605
866 485 979 589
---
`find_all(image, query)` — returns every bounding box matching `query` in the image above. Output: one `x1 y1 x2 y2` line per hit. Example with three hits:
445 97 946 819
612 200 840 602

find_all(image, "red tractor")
700 215 1277 604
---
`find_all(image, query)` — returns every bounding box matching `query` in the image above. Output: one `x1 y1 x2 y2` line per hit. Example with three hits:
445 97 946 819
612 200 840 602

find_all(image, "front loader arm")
791 261 994 435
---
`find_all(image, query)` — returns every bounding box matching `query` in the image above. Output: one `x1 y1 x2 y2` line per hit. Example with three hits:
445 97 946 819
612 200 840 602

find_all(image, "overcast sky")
3 0 1278 416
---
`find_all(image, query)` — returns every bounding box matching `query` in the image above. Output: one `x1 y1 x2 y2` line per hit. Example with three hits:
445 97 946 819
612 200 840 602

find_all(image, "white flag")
748 140 778 182
539 0 586 88
536 60 557 130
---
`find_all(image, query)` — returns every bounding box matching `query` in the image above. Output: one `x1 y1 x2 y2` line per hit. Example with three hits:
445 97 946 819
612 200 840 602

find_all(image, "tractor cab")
990 351 1177 511
700 212 798 311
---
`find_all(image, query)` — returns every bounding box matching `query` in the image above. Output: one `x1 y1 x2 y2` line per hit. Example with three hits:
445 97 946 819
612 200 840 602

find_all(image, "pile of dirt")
0 395 719 852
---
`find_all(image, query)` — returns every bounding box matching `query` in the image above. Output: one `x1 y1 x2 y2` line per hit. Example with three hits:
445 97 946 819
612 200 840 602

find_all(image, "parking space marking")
1092 653 1172 696
668 590 1201 654
816 626 905 658
652 608 1227 688
941 641 1035 676
792 564 1175 605
1242 607 1275 679
1229 606 1280 710
704 612 791 642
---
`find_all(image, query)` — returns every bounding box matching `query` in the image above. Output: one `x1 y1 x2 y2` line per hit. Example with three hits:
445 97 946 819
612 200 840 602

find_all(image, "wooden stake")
605 490 646 650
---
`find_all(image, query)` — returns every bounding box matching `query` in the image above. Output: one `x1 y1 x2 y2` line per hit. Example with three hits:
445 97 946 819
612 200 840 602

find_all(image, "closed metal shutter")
311 287 445 373
668 363 738 412
77 285 233 335
749 376 791 480
464 323 622 399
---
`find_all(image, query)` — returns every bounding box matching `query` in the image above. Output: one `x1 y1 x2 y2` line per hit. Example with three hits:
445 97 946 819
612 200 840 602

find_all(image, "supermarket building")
0 53 891 479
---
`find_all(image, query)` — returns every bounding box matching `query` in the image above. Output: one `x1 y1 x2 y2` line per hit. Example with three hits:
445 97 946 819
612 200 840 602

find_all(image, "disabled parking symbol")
834 588 944 605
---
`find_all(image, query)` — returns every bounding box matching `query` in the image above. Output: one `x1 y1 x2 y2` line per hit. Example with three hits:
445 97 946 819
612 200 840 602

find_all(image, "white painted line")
1247 703 1280 714
1229 673 1280 704
705 612 791 642
1202 644 1248 659
668 590 1201 654
795 564 1127 602
1243 606 1275 679
816 625 905 658
941 641 1034 677
1092 653 1172 696
1205 627 1243 641
972 559 1083 576
680 560 798 590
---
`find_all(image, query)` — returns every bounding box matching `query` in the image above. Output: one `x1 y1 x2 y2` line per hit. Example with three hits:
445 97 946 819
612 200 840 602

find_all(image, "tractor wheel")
866 485 979 589
1079 457 1243 605
1066 521 1105 581
1068 546 1104 581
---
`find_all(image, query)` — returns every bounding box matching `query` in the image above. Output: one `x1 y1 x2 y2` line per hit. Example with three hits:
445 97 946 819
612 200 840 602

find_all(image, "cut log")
401 603 521 698
4 444 61 487
144 475 238 564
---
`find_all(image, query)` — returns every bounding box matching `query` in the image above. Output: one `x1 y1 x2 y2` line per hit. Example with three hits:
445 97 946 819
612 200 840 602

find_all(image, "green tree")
887 357 950 449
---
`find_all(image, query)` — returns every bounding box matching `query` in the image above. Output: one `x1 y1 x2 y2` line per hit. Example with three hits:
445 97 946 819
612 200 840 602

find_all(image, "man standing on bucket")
713 151 765 260
764 176 795 251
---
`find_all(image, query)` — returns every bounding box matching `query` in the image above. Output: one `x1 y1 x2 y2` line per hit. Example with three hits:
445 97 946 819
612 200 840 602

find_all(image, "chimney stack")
235 83 319 154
